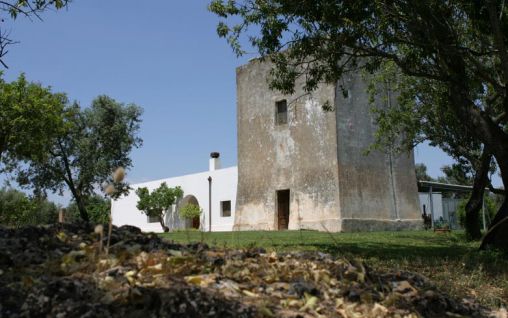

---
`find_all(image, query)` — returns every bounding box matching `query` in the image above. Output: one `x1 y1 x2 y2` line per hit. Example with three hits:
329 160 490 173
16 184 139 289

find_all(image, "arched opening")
179 195 200 229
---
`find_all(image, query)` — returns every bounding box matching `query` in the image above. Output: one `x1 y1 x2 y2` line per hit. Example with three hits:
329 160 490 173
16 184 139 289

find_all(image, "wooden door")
192 216 200 229
277 190 290 230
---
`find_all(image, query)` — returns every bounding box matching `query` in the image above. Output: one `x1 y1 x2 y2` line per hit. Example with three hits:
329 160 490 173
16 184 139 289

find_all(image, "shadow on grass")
162 230 508 275
269 239 508 277
269 241 470 260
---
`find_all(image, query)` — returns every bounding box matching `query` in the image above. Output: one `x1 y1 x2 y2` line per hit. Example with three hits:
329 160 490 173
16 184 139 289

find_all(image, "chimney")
209 152 221 171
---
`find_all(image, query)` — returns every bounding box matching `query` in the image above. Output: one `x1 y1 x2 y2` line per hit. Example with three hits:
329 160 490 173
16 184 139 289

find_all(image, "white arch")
178 194 201 229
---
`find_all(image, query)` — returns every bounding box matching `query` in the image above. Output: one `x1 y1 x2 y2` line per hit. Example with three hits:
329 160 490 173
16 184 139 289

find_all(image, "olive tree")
0 74 66 173
18 95 142 222
135 182 183 232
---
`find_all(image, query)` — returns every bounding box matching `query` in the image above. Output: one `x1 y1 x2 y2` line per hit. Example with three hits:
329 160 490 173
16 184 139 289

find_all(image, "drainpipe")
428 186 434 228
208 176 212 232
208 152 220 233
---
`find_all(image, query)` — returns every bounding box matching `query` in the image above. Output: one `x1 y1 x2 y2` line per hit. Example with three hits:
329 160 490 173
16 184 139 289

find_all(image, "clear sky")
1 1 493 205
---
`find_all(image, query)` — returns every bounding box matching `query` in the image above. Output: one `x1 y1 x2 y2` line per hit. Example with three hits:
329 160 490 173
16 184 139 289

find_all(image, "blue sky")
1 1 487 204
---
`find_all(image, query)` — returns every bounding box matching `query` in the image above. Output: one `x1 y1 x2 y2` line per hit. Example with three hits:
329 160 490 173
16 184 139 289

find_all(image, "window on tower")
275 100 288 125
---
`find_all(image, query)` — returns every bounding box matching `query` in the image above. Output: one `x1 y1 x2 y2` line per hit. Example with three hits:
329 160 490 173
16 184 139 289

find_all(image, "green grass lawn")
160 230 508 308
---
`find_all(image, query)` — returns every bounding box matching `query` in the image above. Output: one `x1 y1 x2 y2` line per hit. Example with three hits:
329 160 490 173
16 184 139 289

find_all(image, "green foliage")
136 182 183 231
0 74 66 172
1 0 69 19
66 195 111 224
0 188 59 227
31 197 60 224
366 60 488 176
457 195 498 230
179 203 202 221
437 164 474 186
0 188 33 226
433 218 450 230
17 95 143 222
415 163 434 182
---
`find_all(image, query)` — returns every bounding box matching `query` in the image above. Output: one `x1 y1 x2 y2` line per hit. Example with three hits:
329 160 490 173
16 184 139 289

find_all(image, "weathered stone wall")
235 60 342 231
335 73 422 231
234 59 422 232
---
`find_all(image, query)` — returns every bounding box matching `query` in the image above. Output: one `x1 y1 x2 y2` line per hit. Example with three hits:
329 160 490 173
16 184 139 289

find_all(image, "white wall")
418 192 443 221
112 166 238 232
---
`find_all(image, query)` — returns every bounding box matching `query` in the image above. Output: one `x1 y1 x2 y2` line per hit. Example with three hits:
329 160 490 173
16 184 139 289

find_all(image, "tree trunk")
58 140 90 223
159 215 169 232
489 198 508 229
414 11 508 248
446 69 508 232
480 155 508 249
464 152 491 240
490 157 508 227
75 194 90 223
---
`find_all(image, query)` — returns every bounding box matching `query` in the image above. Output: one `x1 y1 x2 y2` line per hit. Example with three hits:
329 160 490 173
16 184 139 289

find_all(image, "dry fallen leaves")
0 223 500 318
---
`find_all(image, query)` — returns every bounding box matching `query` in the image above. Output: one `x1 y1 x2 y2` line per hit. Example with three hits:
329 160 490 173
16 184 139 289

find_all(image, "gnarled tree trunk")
480 158 508 250
158 215 169 232
464 152 492 240
76 196 90 223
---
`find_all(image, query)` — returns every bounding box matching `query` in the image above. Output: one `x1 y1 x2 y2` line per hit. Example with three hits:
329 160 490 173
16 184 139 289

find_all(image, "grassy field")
160 230 508 308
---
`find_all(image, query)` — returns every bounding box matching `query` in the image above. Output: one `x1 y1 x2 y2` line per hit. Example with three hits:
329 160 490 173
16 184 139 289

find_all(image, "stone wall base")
340 218 423 232
233 218 422 232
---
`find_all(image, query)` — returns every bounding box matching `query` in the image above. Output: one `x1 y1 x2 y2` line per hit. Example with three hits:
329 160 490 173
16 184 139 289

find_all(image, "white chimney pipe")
209 152 221 171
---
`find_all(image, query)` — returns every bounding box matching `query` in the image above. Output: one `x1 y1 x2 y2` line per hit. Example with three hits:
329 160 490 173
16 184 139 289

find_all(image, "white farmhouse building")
112 154 238 232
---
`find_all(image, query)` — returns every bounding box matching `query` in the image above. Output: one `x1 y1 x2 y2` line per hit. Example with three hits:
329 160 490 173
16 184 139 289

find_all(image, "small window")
275 100 288 125
147 215 159 223
221 200 231 217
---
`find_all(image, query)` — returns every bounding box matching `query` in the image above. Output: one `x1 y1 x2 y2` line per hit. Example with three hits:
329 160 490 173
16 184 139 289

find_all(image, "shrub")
66 195 110 224
456 195 498 230
179 203 202 221
135 182 183 232
0 188 59 227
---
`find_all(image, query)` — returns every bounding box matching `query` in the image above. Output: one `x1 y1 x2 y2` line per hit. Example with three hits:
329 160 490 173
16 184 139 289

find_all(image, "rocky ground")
0 223 505 317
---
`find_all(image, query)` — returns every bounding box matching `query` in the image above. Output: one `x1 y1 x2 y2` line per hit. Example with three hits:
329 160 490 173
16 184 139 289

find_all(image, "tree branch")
487 0 508 113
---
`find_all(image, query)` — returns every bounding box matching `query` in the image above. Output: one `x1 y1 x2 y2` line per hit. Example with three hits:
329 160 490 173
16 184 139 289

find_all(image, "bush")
179 203 202 220
433 217 450 230
66 195 110 224
456 195 498 229
0 188 59 227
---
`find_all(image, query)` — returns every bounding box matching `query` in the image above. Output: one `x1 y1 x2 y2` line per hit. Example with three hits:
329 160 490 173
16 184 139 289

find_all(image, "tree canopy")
415 163 433 182
17 95 143 222
0 74 66 173
136 182 183 232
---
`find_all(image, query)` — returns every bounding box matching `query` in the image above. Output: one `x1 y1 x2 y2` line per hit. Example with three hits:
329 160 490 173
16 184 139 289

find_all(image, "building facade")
112 157 237 232
234 60 422 232
112 59 422 233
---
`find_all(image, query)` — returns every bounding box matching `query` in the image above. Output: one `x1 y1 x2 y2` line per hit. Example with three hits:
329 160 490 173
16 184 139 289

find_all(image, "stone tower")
234 59 421 232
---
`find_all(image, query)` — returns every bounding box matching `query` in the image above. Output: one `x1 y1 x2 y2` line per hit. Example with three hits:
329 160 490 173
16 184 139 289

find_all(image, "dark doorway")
192 216 200 229
277 189 290 230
